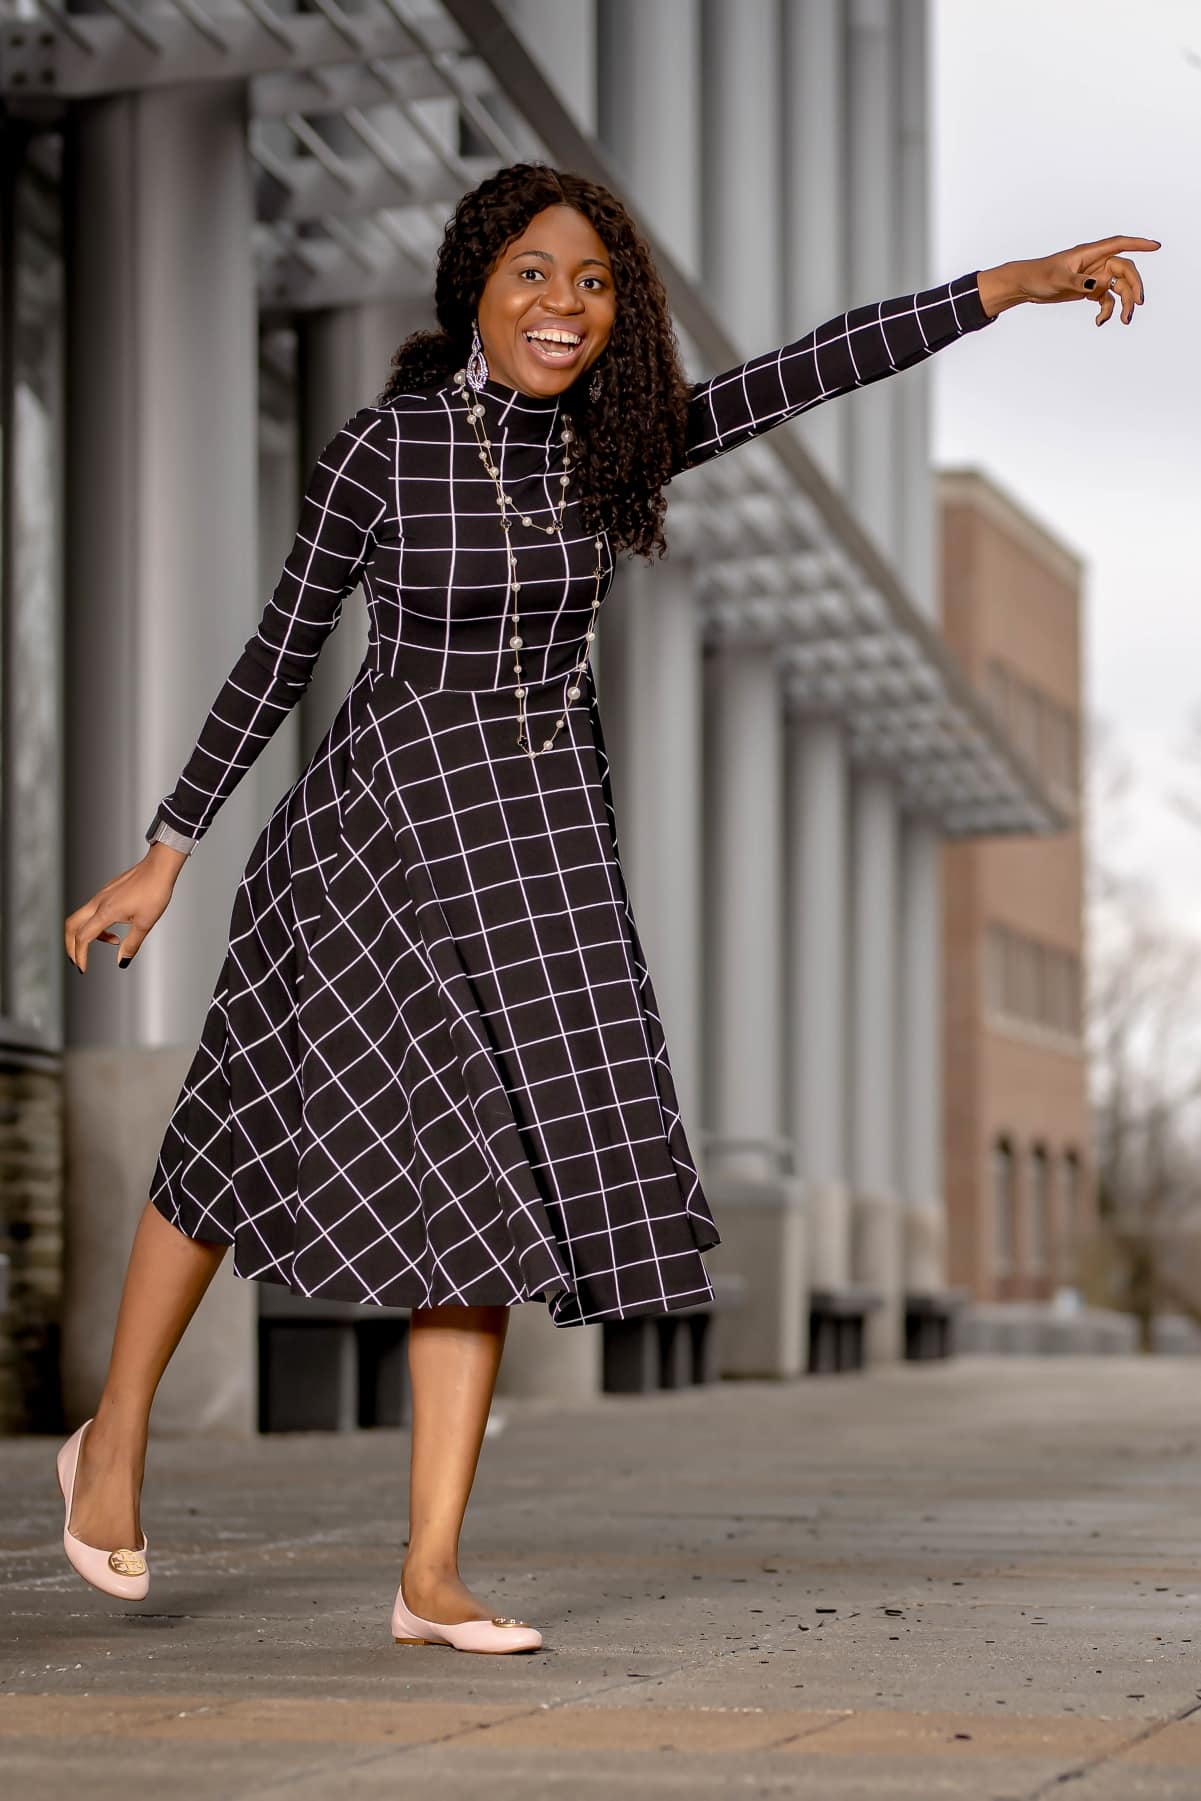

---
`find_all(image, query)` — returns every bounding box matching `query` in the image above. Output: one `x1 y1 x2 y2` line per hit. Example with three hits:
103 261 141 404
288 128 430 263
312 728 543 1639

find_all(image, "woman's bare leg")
401 1302 510 1623
65 1200 229 1551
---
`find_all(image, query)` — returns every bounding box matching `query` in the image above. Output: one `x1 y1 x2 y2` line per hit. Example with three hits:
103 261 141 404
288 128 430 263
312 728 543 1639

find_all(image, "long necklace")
453 368 604 759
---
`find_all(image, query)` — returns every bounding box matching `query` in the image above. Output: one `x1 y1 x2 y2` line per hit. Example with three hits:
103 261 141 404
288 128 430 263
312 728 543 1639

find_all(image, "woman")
59 161 1157 1652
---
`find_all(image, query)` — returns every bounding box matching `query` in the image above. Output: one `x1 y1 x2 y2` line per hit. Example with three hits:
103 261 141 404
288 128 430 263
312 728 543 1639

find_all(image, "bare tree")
1087 719 1201 1347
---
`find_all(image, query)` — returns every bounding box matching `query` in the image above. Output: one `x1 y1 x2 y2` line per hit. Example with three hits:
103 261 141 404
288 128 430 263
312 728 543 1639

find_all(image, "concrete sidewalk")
2 1356 1199 1799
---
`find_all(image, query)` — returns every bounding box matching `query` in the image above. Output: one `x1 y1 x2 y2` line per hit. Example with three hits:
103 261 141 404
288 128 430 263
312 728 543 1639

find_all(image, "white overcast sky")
930 0 1201 934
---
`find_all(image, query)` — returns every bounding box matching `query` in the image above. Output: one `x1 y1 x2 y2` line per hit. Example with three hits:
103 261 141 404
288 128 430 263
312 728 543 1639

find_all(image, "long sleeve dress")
145 269 997 1326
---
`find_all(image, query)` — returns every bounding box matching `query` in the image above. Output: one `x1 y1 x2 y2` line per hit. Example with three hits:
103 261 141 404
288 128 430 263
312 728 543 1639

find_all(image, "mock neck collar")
450 369 564 421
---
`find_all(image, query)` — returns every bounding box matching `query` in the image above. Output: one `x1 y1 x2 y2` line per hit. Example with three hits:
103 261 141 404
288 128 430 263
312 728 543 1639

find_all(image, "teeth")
526 329 581 346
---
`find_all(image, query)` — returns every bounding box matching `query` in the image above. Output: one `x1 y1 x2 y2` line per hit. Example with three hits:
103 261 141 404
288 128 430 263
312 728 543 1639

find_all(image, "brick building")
939 469 1092 1303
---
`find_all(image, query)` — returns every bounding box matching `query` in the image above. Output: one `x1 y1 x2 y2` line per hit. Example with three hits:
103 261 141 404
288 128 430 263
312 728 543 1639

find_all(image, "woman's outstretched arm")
143 406 392 854
676 270 996 474
675 237 1159 474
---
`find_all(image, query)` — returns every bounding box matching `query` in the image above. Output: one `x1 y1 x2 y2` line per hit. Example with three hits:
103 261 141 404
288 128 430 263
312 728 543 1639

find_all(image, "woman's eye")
517 267 543 281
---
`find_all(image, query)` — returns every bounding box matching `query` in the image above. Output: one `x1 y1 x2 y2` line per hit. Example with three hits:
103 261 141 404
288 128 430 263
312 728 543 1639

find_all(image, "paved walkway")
2 1356 1199 1799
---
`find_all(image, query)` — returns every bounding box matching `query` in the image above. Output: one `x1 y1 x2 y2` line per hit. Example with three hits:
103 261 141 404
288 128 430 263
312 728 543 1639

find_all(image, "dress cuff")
145 812 199 856
958 269 999 330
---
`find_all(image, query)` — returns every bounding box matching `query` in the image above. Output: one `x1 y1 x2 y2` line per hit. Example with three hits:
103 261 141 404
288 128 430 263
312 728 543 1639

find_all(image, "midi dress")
145 269 997 1326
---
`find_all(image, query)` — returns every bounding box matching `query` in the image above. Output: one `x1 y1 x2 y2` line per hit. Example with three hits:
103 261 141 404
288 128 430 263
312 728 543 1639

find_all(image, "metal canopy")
0 0 1062 839
0 3 466 98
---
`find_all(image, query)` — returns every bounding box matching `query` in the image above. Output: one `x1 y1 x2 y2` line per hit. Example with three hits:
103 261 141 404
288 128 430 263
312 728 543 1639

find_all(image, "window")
1029 1146 1050 1275
1060 1151 1082 1276
992 1138 1017 1279
982 656 1080 804
984 923 1082 1041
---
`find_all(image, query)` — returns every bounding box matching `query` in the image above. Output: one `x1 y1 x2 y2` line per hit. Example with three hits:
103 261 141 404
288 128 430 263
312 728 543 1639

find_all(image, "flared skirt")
147 658 720 1326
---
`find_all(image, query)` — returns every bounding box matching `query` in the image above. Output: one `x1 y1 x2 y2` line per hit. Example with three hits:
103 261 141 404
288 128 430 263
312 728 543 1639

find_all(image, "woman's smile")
520 321 587 371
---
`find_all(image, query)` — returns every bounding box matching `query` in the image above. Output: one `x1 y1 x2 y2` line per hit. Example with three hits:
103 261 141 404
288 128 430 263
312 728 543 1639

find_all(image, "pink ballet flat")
55 1418 150 1601
391 1576 542 1653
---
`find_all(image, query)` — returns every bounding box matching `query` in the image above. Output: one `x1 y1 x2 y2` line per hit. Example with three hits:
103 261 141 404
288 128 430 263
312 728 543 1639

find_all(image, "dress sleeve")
675 270 997 474
144 406 391 854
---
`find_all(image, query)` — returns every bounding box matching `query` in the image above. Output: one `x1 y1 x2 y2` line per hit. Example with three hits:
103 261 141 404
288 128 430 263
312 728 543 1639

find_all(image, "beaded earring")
465 320 488 392
589 365 603 403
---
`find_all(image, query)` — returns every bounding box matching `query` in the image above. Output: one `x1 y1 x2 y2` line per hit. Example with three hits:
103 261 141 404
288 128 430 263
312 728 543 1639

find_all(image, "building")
938 469 1092 1305
0 0 1059 1434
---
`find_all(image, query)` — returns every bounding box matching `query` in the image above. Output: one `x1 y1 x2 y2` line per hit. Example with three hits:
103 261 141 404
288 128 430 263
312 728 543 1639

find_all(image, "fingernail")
1083 277 1096 290
118 957 131 969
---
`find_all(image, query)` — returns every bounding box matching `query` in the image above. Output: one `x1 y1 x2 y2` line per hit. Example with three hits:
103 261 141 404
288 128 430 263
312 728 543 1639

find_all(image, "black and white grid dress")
145 270 997 1327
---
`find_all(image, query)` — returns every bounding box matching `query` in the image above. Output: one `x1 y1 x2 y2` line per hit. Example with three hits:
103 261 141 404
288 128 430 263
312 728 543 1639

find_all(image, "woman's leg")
401 1302 511 1623
65 1199 229 1551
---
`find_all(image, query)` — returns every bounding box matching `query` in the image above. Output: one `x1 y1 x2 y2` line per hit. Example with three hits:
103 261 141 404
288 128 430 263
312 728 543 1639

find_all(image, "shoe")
55 1418 150 1601
390 1575 542 1653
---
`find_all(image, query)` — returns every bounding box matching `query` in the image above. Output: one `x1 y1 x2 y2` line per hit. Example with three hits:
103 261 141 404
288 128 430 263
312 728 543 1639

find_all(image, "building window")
1060 1150 1082 1276
984 924 1082 1041
992 1138 1017 1279
983 656 1079 806
1029 1145 1050 1275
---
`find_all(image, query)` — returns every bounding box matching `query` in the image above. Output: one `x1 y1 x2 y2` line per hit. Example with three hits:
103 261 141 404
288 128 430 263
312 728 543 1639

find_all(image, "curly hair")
377 162 692 560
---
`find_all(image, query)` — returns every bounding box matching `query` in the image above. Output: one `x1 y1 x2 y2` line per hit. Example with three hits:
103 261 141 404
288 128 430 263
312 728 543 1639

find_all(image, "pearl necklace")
453 368 604 759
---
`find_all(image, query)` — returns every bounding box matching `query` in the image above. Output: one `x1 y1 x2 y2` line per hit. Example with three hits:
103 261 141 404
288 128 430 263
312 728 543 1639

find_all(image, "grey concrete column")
781 0 848 491
701 0 783 352
500 0 597 133
787 715 852 1289
63 85 258 1433
600 559 704 1135
849 768 903 1361
703 639 806 1377
894 0 935 609
846 0 899 556
897 813 946 1290
892 2 946 1300
494 1302 603 1402
295 302 424 759
598 0 701 278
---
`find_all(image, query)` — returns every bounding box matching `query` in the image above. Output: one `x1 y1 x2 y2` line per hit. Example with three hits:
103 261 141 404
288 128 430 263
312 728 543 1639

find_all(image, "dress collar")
450 369 564 423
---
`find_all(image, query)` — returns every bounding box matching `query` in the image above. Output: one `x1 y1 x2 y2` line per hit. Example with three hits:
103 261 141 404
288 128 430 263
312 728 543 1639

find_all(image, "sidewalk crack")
1026 1696 1201 1798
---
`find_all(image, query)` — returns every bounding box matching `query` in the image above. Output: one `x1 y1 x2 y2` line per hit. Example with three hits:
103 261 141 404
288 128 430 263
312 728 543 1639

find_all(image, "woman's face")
475 203 616 398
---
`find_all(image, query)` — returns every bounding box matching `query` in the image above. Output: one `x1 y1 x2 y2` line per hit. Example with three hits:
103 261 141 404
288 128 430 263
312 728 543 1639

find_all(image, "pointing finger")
1077 235 1161 258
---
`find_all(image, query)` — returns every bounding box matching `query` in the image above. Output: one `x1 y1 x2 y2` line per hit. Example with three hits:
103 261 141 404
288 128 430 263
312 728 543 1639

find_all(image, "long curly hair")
377 162 691 560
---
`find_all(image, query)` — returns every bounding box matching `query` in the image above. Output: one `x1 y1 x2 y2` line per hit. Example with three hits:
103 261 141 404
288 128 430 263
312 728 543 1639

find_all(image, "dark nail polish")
1083 277 1096 290
118 957 131 969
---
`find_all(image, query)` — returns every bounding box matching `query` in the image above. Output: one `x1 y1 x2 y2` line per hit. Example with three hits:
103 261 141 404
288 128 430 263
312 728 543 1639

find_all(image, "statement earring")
589 365 603 403
466 319 489 392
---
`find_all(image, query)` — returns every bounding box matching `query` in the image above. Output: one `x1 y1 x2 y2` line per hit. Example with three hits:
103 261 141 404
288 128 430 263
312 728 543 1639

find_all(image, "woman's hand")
977 236 1161 324
64 842 187 974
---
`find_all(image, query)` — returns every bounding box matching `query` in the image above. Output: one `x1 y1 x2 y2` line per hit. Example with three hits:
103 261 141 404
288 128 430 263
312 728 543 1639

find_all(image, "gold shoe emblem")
490 1616 530 1627
107 1548 147 1576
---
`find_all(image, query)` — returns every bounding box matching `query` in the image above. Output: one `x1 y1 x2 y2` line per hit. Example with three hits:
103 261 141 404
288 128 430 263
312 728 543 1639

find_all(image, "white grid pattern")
146 269 996 1322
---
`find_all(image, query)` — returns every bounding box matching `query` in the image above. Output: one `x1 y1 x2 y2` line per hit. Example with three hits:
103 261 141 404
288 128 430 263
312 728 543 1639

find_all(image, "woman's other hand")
976 236 1161 323
64 842 186 973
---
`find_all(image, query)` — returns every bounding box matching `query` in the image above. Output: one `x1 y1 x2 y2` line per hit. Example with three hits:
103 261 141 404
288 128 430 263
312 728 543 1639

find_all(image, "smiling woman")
61 144 1155 1653
378 162 693 562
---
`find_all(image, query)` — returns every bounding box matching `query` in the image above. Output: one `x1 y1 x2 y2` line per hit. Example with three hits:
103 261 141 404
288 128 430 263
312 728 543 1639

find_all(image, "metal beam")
257 239 431 314
0 5 465 99
251 48 491 118
254 149 491 222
